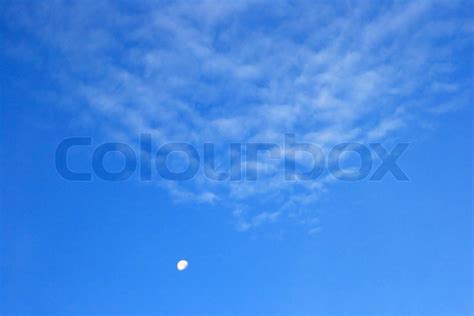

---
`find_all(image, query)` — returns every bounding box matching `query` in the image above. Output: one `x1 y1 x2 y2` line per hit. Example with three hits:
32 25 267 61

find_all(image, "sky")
1 1 473 315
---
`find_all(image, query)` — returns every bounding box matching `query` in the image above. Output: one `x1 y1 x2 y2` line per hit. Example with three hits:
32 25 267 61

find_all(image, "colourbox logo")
55 134 409 182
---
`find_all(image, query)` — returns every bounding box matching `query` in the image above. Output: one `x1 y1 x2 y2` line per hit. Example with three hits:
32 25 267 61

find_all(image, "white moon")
177 259 188 271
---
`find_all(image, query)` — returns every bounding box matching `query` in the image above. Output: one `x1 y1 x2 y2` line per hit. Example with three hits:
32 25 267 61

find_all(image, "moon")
177 259 188 271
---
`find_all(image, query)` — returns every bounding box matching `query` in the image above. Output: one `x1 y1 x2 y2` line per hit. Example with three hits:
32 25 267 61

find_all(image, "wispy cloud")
4 0 471 234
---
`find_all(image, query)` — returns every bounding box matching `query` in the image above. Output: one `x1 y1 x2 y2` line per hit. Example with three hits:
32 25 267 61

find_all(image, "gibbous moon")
177 259 188 271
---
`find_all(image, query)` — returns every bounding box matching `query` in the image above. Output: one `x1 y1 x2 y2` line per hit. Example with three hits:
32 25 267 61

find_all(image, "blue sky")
1 1 473 315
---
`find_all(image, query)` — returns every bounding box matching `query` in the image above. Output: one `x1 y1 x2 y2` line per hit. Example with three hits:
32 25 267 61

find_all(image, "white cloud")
4 0 471 232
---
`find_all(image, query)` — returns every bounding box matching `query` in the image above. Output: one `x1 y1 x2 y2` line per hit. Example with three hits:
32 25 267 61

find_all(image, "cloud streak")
4 0 472 233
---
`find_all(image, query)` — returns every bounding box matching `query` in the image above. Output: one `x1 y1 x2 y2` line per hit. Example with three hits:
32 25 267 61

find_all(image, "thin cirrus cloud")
4 0 471 233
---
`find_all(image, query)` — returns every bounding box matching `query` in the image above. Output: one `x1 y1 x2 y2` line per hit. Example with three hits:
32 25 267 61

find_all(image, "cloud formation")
4 0 472 233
